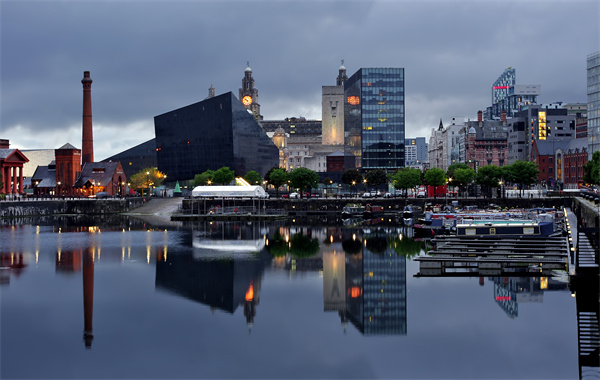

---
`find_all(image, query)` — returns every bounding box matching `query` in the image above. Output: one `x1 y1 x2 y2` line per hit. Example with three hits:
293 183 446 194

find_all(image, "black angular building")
154 92 278 181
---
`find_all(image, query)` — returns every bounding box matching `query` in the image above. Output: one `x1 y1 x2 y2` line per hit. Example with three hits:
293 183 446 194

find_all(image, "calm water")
0 216 581 379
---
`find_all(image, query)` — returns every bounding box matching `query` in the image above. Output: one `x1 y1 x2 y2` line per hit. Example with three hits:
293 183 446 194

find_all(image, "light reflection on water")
0 216 589 379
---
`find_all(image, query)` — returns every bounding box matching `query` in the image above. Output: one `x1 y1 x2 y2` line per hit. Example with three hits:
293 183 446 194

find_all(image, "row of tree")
130 152 600 196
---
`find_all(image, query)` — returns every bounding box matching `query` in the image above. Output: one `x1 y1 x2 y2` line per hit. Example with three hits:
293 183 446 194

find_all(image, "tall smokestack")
477 110 483 122
501 110 507 124
81 71 94 166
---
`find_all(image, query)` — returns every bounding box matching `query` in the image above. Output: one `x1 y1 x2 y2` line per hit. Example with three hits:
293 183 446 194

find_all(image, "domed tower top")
337 59 348 86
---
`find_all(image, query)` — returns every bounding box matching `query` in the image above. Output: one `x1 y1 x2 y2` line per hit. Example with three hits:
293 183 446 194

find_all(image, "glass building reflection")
155 221 273 328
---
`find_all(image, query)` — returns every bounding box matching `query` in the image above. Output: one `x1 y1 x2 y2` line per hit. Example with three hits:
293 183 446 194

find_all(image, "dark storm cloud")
1 1 598 160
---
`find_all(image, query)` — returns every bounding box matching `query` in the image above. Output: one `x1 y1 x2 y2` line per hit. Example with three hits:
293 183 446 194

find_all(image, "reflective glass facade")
345 232 407 335
154 92 278 181
344 68 405 170
588 52 600 158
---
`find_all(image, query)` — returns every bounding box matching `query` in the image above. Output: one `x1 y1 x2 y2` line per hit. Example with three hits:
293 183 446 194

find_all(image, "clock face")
242 95 253 106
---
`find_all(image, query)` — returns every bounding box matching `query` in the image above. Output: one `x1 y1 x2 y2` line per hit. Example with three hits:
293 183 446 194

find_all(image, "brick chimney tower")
81 71 94 166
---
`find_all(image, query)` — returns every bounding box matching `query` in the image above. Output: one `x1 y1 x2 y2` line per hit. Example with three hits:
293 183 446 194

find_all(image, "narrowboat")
455 219 554 237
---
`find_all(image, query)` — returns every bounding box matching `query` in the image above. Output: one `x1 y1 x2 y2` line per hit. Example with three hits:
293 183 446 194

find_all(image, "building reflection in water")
343 228 407 336
0 252 28 285
491 275 569 318
155 221 273 330
269 224 409 336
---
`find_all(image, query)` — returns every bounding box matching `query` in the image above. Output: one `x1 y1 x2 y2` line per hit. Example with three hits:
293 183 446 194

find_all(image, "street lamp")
352 181 356 197
56 181 61 197
146 171 150 197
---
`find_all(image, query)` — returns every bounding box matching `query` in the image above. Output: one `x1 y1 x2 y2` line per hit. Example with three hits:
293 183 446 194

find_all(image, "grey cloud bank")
1 0 597 160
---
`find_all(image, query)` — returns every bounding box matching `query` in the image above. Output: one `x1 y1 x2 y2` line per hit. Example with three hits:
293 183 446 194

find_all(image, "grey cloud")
1 1 597 160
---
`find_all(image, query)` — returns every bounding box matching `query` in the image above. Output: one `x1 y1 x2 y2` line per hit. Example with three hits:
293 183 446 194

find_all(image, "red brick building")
0 139 29 195
464 116 507 171
563 138 588 186
530 139 570 188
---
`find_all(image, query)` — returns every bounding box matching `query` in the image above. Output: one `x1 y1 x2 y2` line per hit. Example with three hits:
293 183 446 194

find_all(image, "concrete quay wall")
0 198 146 218
183 196 567 214
572 198 599 228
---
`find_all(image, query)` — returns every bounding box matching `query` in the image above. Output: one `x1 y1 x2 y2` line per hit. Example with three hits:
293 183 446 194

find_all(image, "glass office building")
154 92 278 181
588 51 600 158
344 68 405 170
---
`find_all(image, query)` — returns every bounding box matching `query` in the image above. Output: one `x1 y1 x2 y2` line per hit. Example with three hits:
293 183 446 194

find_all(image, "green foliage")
266 231 289 257
392 168 422 197
267 168 288 189
244 170 261 186
446 163 470 179
424 168 446 198
212 166 235 185
474 165 503 198
364 169 388 189
289 232 320 258
583 151 600 185
505 160 539 191
391 236 422 258
288 167 319 195
321 177 333 186
365 236 388 254
193 170 215 186
129 167 166 192
342 169 363 187
474 165 502 188
451 167 475 187
342 238 363 255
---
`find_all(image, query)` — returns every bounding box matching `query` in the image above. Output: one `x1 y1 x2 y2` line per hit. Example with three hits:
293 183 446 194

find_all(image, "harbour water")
0 216 582 379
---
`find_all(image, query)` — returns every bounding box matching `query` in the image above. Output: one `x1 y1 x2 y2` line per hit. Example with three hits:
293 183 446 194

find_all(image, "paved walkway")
125 197 182 216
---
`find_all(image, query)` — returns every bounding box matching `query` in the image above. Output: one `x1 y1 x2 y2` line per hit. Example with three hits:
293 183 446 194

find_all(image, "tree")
129 167 166 196
342 169 363 195
446 163 470 180
244 170 261 186
504 160 539 197
193 170 215 186
212 166 235 185
392 168 421 198
288 167 319 197
583 151 600 186
474 165 502 198
452 167 475 197
424 168 446 198
365 169 388 191
289 231 320 258
267 168 288 197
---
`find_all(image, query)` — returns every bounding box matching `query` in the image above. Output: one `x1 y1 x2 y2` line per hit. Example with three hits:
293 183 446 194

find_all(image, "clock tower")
239 62 263 120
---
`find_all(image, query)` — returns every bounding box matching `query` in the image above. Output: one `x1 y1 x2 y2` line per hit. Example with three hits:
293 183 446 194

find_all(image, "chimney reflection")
83 247 94 348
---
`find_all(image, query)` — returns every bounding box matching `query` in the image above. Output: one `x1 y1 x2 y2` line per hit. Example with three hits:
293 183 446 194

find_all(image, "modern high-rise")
154 92 278 181
587 51 600 158
404 137 428 168
344 68 405 171
486 67 540 120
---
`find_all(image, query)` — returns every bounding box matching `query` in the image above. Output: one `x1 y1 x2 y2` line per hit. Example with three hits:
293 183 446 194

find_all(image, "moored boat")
455 219 554 237
341 203 365 219
363 204 384 219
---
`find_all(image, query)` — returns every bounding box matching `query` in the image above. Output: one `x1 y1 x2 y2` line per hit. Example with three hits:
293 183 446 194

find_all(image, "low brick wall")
0 198 146 218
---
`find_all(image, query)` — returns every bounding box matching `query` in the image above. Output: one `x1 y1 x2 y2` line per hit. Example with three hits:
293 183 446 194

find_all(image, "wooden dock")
415 235 569 276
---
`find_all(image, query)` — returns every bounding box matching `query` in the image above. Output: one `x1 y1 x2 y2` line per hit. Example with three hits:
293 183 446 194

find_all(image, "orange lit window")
347 96 360 105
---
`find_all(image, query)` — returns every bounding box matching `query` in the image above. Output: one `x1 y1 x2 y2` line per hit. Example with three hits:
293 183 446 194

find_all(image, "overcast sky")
2 0 598 161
